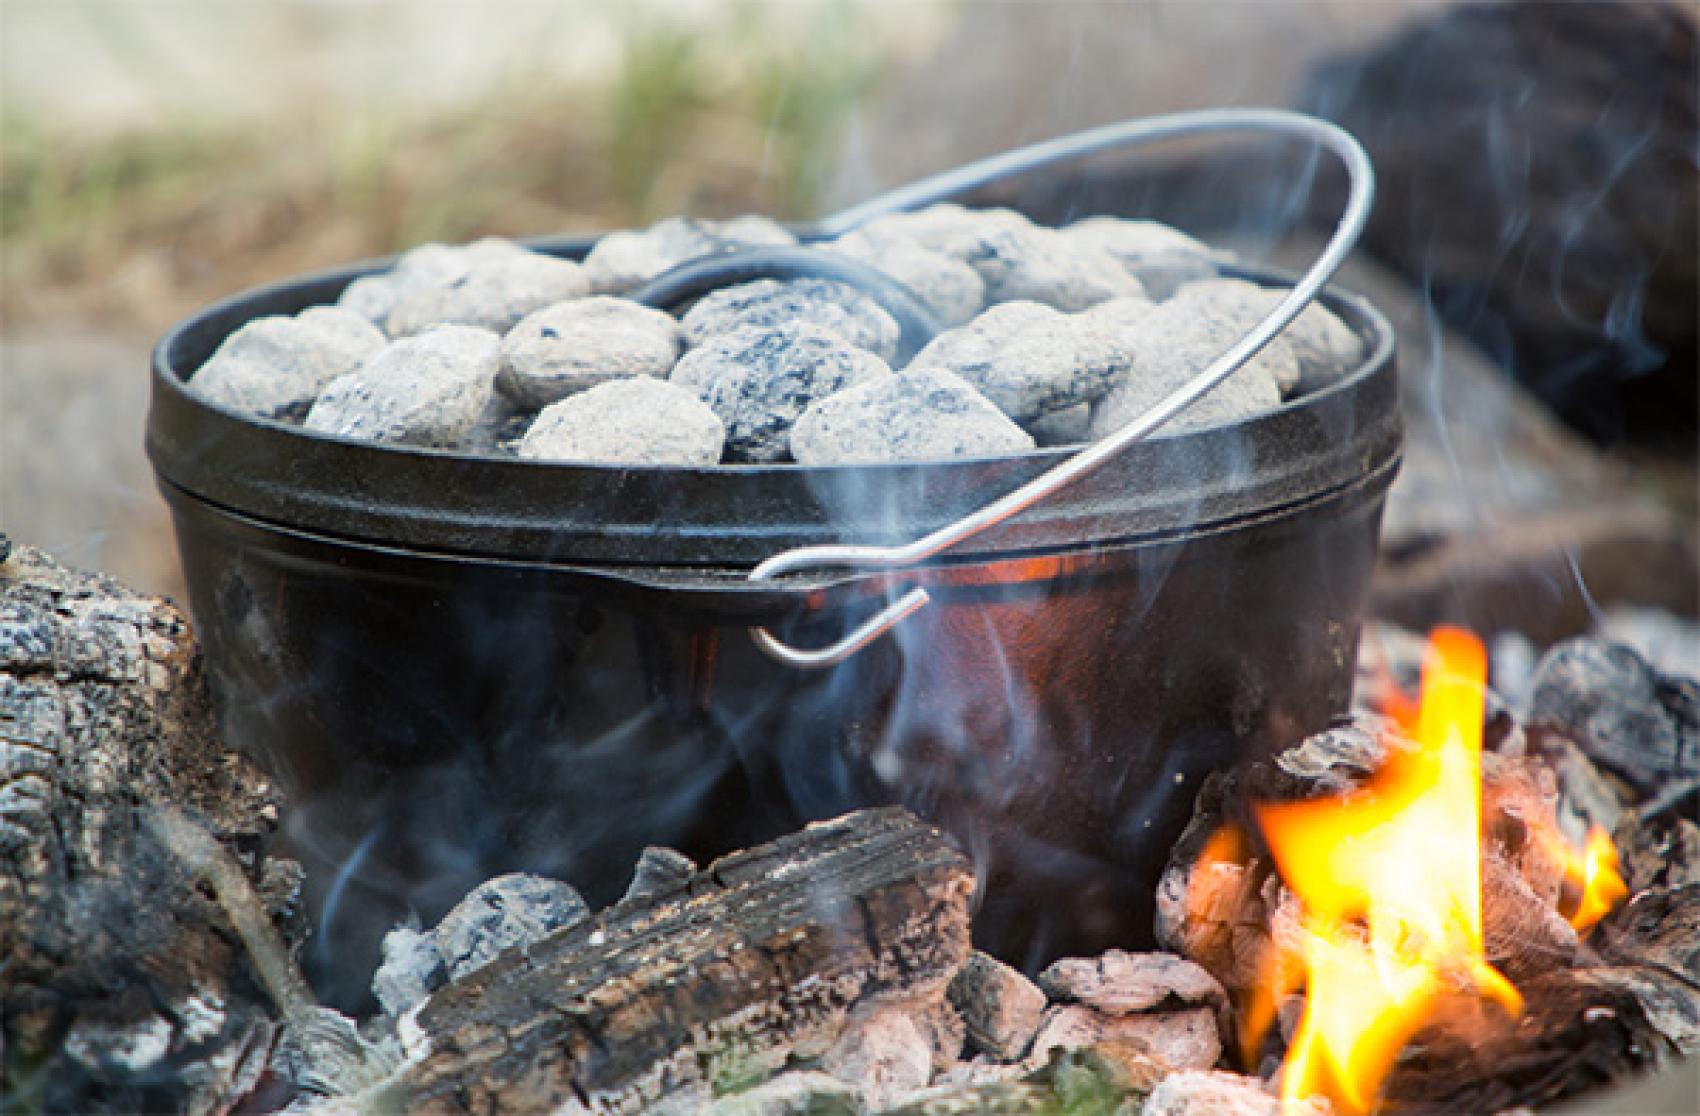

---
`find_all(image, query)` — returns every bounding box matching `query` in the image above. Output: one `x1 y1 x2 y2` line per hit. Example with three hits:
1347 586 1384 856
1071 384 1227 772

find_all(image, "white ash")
304 325 501 447
819 1003 935 1111
621 845 698 903
705 1071 861 1116
191 306 386 418
680 277 902 362
1062 216 1231 300
1171 277 1364 397
1143 1070 1313 1116
270 1005 399 1098
671 322 890 462
1025 404 1092 447
826 229 986 327
518 377 725 467
581 215 798 295
949 950 1048 1062
1027 1004 1222 1073
433 872 590 981
910 299 1143 422
497 296 682 408
385 250 588 338
62 1009 173 1074
789 365 1034 466
371 926 446 1019
1038 950 1227 1018
1085 299 1290 441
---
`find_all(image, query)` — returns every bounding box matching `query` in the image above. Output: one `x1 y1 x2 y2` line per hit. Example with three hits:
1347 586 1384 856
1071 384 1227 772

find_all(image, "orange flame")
1254 627 1522 1114
1552 823 1630 934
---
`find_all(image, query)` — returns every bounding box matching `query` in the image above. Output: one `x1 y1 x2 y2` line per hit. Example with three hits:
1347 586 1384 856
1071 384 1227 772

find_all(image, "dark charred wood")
403 807 974 1115
0 544 297 1115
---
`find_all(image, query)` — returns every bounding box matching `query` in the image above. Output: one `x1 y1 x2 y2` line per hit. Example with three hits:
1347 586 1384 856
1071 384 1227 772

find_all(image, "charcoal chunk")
681 277 901 362
1528 638 1700 796
672 322 890 462
498 296 681 407
1037 950 1226 1017
371 925 447 1019
1061 216 1229 300
190 306 386 417
789 365 1034 465
433 873 590 981
518 377 725 466
303 325 500 447
949 950 1047 1062
1171 277 1364 396
827 229 986 327
338 238 540 330
621 846 697 903
581 215 797 295
386 250 588 337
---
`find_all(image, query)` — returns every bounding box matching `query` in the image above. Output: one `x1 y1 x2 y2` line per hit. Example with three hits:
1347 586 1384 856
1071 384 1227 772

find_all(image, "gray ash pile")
185 205 1364 467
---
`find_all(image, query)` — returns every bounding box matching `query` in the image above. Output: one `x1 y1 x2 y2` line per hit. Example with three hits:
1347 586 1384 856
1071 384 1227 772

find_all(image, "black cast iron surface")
149 237 1400 1008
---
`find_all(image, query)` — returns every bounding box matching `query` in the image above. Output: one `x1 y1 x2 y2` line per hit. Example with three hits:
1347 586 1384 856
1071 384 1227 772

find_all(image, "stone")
1037 951 1226 1018
190 306 387 417
581 215 798 295
910 300 1137 422
671 322 890 462
789 365 1034 465
826 229 986 327
681 277 901 362
1142 1070 1301 1116
385 251 588 337
518 377 725 466
304 325 501 448
497 296 682 407
371 926 447 1019
948 951 1047 1062
820 1002 936 1111
1027 1005 1221 1072
432 873 590 981
621 845 698 903
705 1071 861 1116
1527 638 1699 797
1062 216 1229 300
1171 277 1364 396
1085 299 1289 441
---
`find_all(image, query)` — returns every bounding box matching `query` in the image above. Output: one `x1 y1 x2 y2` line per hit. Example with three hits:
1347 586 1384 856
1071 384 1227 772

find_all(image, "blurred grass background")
0 0 1434 595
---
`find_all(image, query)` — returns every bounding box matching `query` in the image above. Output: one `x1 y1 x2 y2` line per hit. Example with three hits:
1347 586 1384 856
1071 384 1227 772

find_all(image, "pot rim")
148 233 1401 568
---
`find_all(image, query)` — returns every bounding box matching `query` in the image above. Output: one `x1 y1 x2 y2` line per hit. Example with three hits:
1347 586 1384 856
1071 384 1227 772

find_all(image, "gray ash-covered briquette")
680 277 902 362
788 365 1034 466
825 229 986 327
671 321 891 463
497 295 682 408
581 214 798 295
336 237 538 331
1061 216 1230 300
385 250 588 338
190 305 386 418
517 377 726 466
1170 276 1364 396
303 324 501 447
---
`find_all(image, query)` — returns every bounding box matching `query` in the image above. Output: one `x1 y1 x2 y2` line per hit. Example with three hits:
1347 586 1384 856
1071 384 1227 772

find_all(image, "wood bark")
403 806 974 1115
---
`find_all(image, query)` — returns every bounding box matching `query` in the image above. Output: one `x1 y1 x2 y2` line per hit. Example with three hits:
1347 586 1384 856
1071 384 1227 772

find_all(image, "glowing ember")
1553 823 1630 934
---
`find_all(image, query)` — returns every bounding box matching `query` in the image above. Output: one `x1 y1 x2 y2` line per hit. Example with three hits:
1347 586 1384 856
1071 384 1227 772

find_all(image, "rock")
371 926 447 1019
1170 277 1364 396
705 1071 861 1116
385 251 588 337
910 300 1136 422
790 365 1034 465
826 229 986 327
1085 299 1289 441
1037 951 1226 1018
680 277 902 362
581 215 798 295
432 873 590 982
820 1002 935 1111
517 376 725 466
1028 1005 1221 1073
948 951 1047 1061
672 322 890 462
304 325 501 447
190 306 387 417
497 296 682 407
1061 216 1229 300
1142 1070 1302 1116
1527 638 1700 797
621 845 698 903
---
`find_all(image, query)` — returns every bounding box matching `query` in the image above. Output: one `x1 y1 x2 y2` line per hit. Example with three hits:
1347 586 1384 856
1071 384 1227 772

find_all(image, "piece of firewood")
402 807 974 1115
0 540 299 1115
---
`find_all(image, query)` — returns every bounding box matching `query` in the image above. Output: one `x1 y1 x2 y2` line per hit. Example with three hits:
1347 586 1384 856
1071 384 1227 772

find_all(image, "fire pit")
146 114 1400 1007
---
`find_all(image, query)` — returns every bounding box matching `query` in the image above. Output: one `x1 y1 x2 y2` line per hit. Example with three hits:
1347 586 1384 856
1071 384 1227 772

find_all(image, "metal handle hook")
748 108 1376 669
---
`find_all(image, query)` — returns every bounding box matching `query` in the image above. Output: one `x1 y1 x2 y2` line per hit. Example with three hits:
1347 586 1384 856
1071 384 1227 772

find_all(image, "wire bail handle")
747 108 1376 669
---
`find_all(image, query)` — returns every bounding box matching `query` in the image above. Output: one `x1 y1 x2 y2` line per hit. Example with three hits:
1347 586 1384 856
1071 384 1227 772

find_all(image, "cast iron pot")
149 236 1400 1008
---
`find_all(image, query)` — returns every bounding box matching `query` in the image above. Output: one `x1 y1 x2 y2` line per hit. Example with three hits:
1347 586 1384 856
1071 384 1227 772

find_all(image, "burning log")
399 807 974 1114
